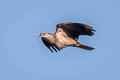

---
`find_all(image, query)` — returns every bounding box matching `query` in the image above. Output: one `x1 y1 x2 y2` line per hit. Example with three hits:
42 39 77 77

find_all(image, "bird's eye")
43 33 46 35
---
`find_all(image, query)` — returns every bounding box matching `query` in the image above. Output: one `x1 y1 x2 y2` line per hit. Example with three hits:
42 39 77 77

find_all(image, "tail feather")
74 42 95 50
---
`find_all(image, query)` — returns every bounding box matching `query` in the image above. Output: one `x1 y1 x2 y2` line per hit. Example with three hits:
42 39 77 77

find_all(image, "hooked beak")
39 33 42 38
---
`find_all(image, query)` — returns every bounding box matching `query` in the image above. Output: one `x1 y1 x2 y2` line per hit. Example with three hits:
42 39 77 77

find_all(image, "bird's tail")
74 42 95 50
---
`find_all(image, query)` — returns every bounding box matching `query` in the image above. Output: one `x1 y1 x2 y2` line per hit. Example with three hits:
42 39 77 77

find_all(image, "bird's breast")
55 33 76 48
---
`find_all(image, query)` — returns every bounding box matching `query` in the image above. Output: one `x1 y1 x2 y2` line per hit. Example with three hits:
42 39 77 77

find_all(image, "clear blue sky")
0 0 120 80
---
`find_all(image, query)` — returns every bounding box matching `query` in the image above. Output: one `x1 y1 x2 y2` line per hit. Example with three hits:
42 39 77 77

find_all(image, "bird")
39 22 96 53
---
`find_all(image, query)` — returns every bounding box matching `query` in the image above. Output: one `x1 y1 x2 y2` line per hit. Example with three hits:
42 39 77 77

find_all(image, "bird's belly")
56 36 76 48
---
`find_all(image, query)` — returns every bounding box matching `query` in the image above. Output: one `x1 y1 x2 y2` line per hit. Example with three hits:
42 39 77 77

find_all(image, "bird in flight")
39 22 96 53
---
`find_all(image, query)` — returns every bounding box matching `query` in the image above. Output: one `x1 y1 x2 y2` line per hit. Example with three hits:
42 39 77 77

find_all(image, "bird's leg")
71 42 80 47
75 42 81 46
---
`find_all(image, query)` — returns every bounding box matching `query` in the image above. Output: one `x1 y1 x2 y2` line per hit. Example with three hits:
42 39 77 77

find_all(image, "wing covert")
56 22 96 40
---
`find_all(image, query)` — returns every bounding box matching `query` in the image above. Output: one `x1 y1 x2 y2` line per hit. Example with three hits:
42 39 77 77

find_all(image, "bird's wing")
41 37 60 53
56 22 96 40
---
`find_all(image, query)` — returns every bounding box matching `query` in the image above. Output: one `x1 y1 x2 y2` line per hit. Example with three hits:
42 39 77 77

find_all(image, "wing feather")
41 38 53 53
41 37 60 53
56 22 96 40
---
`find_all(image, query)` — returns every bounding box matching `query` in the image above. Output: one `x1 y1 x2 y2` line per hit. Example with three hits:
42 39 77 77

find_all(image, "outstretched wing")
56 22 96 40
41 37 60 53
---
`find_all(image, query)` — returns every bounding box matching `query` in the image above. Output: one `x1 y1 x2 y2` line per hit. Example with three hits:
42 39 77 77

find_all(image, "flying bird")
39 22 96 53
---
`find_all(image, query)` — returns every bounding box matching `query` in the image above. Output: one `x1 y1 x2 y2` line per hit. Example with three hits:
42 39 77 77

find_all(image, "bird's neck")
47 34 56 44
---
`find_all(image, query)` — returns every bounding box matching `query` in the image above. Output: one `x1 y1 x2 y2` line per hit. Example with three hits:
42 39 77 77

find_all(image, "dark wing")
56 22 96 40
41 37 60 53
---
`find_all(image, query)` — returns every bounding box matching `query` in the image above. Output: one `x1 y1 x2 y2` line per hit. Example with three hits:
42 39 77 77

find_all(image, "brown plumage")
39 22 96 53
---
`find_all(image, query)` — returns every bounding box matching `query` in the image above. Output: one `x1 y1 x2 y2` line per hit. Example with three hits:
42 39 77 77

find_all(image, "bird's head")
39 32 51 38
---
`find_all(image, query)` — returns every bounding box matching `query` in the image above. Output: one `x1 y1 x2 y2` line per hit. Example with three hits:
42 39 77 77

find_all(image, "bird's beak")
39 33 42 38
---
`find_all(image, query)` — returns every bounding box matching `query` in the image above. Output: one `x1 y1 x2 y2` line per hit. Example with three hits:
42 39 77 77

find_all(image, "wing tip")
41 38 60 53
87 28 96 36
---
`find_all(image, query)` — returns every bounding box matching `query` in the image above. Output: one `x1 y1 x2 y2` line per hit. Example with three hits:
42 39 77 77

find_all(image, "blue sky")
0 0 120 80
